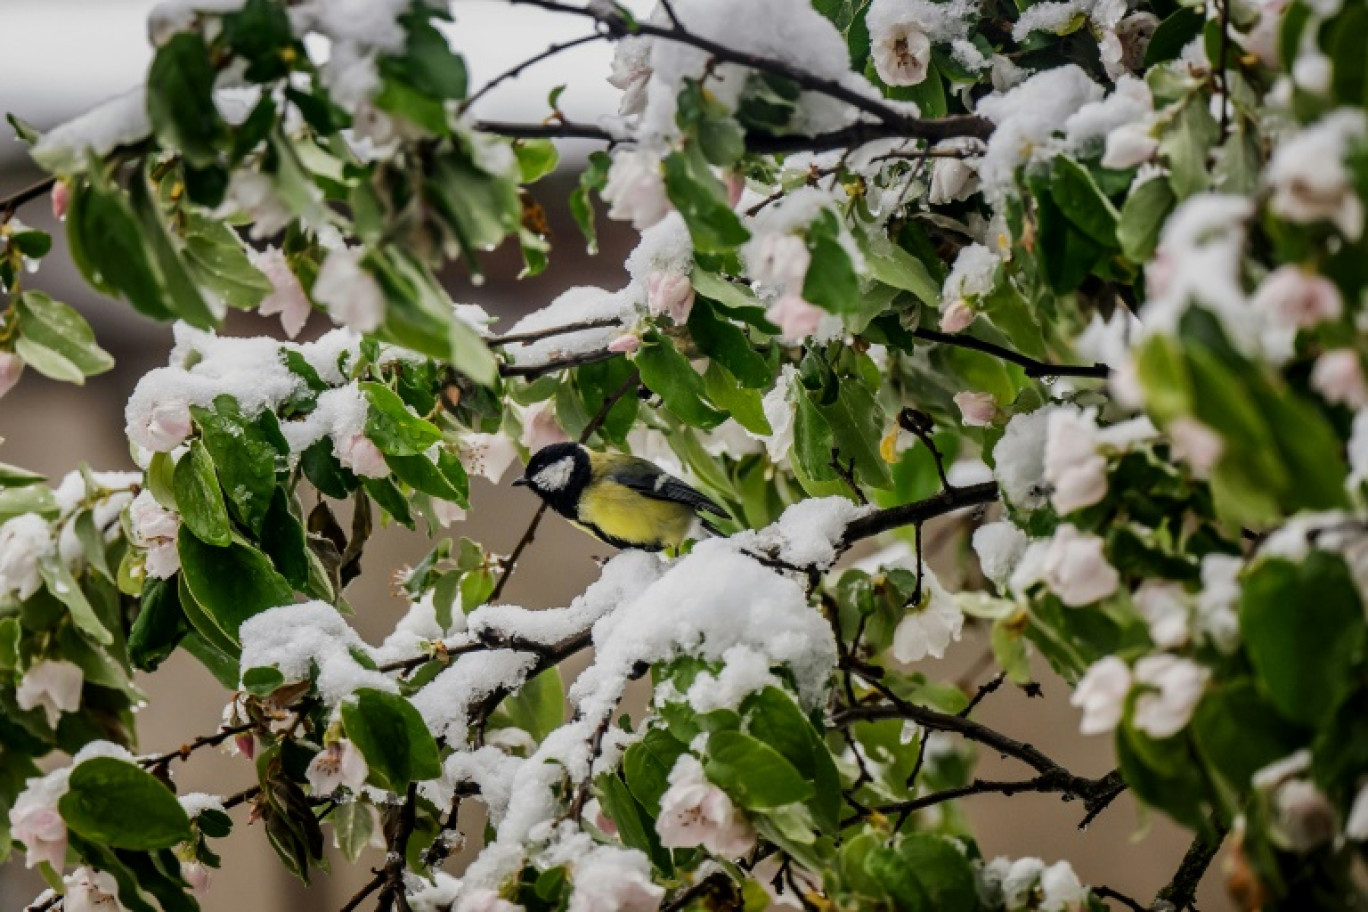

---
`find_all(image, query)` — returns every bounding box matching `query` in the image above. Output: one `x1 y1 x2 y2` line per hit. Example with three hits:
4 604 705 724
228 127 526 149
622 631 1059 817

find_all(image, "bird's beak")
512 477 529 488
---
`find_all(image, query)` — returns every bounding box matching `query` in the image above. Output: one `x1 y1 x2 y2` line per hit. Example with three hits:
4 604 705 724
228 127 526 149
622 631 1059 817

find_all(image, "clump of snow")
276 383 369 457
729 495 869 570
436 746 524 820
993 406 1066 511
499 286 641 369
624 213 694 285
239 601 396 706
942 243 1001 303
684 645 780 713
976 66 1105 199
410 650 538 743
468 551 666 648
373 593 463 666
31 89 151 174
178 793 227 819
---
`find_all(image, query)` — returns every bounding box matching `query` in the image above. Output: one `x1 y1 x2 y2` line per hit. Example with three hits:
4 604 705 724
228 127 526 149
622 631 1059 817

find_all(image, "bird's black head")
513 442 592 517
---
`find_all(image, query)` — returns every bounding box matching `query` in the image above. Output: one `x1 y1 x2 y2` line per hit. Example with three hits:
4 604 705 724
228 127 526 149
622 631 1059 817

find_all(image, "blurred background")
0 2 1228 909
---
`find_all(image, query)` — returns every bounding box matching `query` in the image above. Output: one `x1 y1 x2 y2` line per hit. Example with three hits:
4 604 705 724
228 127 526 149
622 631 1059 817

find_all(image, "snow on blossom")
625 212 694 285
977 66 1104 198
753 365 798 462
306 739 369 794
1131 654 1209 739
928 138 984 204
0 352 24 399
64 867 125 912
993 406 1059 510
655 754 756 858
891 569 964 662
941 242 1000 304
1043 408 1107 514
602 150 671 231
0 513 53 600
1312 349 1368 408
500 286 637 370
460 433 519 483
973 521 1030 591
1043 524 1119 607
745 232 811 292
645 271 695 324
609 36 652 117
1167 417 1224 477
252 247 312 339
1071 656 1131 736
31 88 151 174
1267 109 1366 241
17 660 84 728
954 391 997 427
1102 121 1158 169
314 247 386 333
239 601 395 706
1251 265 1343 330
128 490 182 579
567 845 663 912
1196 554 1242 653
454 887 521 912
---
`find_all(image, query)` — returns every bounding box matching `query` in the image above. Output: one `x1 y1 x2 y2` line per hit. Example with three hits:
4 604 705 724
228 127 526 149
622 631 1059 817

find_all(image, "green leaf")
178 528 295 645
362 382 444 455
702 361 771 435
222 0 297 81
662 149 750 254
332 801 374 863
802 214 862 316
67 178 173 321
704 730 815 809
182 215 273 311
1329 5 1368 106
687 299 770 388
865 846 930 911
1145 7 1205 65
1050 157 1119 240
38 557 113 646
636 337 727 428
1240 553 1366 728
340 688 442 790
191 397 286 535
14 292 113 381
1159 96 1218 200
861 237 940 306
1192 680 1307 795
514 139 560 183
384 451 466 503
260 488 312 591
570 151 611 255
817 379 892 489
896 834 978 910
449 310 499 387
623 728 687 812
744 688 841 832
129 171 220 328
146 32 226 167
1117 177 1175 263
129 576 190 673
60 758 192 850
173 440 233 547
0 485 57 524
496 667 563 742
597 771 673 875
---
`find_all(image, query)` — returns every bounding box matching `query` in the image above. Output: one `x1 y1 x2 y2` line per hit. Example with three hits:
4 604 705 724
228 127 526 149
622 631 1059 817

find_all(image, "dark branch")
139 721 254 771
1154 823 1227 911
461 34 605 114
491 317 623 347
499 347 620 378
912 327 1111 379
0 176 57 223
504 0 994 141
1093 886 1148 912
842 481 998 545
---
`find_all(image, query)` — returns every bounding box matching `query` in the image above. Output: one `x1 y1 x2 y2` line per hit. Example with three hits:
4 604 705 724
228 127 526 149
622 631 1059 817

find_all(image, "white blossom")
1043 409 1107 514
457 888 522 912
0 513 53 600
1311 349 1368 408
608 38 652 117
1071 656 1130 735
891 572 964 662
314 248 386 333
520 401 569 452
1101 121 1158 169
747 233 811 292
180 861 212 894
1168 417 1224 477
129 397 194 453
306 740 369 794
928 140 982 203
1346 782 1368 840
0 352 24 399
1043 525 1119 607
128 490 182 579
1197 553 1242 653
1251 265 1343 330
1274 780 1337 852
954 391 997 427
335 433 390 479
1266 109 1366 241
253 247 312 339
10 777 69 870
939 299 976 333
1131 654 1209 739
655 755 756 858
460 433 519 483
972 521 1029 591
871 19 932 86
1039 860 1088 911
602 151 671 231
17 660 84 728
1133 581 1190 648
64 867 124 912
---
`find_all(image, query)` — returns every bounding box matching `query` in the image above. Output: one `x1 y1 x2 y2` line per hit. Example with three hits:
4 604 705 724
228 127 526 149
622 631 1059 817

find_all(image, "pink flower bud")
233 733 256 760
50 182 70 221
1252 265 1343 330
335 433 389 479
646 271 696 324
181 860 213 894
0 352 24 399
938 300 975 334
725 171 745 208
953 391 997 427
608 333 641 354
764 293 825 342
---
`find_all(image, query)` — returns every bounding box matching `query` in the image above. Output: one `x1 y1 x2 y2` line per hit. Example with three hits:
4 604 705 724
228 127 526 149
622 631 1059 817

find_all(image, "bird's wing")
605 458 728 518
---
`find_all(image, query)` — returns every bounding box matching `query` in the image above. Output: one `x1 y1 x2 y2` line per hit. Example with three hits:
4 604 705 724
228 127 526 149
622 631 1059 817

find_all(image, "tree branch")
0 176 57 223
506 0 994 142
911 327 1111 379
491 317 623 347
498 347 620 378
841 481 998 545
460 34 606 114
1154 823 1227 911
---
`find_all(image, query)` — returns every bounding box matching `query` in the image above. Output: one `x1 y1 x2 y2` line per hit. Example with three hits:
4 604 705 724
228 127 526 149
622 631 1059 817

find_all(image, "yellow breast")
576 479 697 550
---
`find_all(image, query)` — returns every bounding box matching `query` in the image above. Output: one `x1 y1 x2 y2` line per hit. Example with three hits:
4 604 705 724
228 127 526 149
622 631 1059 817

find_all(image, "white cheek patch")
532 456 576 492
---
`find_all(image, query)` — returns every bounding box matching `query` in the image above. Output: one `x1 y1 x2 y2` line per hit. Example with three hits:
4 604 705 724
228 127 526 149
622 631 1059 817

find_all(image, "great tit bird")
513 442 727 552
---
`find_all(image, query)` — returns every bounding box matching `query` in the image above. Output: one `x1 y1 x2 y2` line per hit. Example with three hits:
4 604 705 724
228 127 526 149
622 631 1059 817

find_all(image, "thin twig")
339 872 386 912
0 176 57 223
139 722 254 771
499 347 620 378
491 317 623 347
911 327 1111 379
1093 885 1148 912
1154 822 1227 911
959 671 1006 718
460 33 605 114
